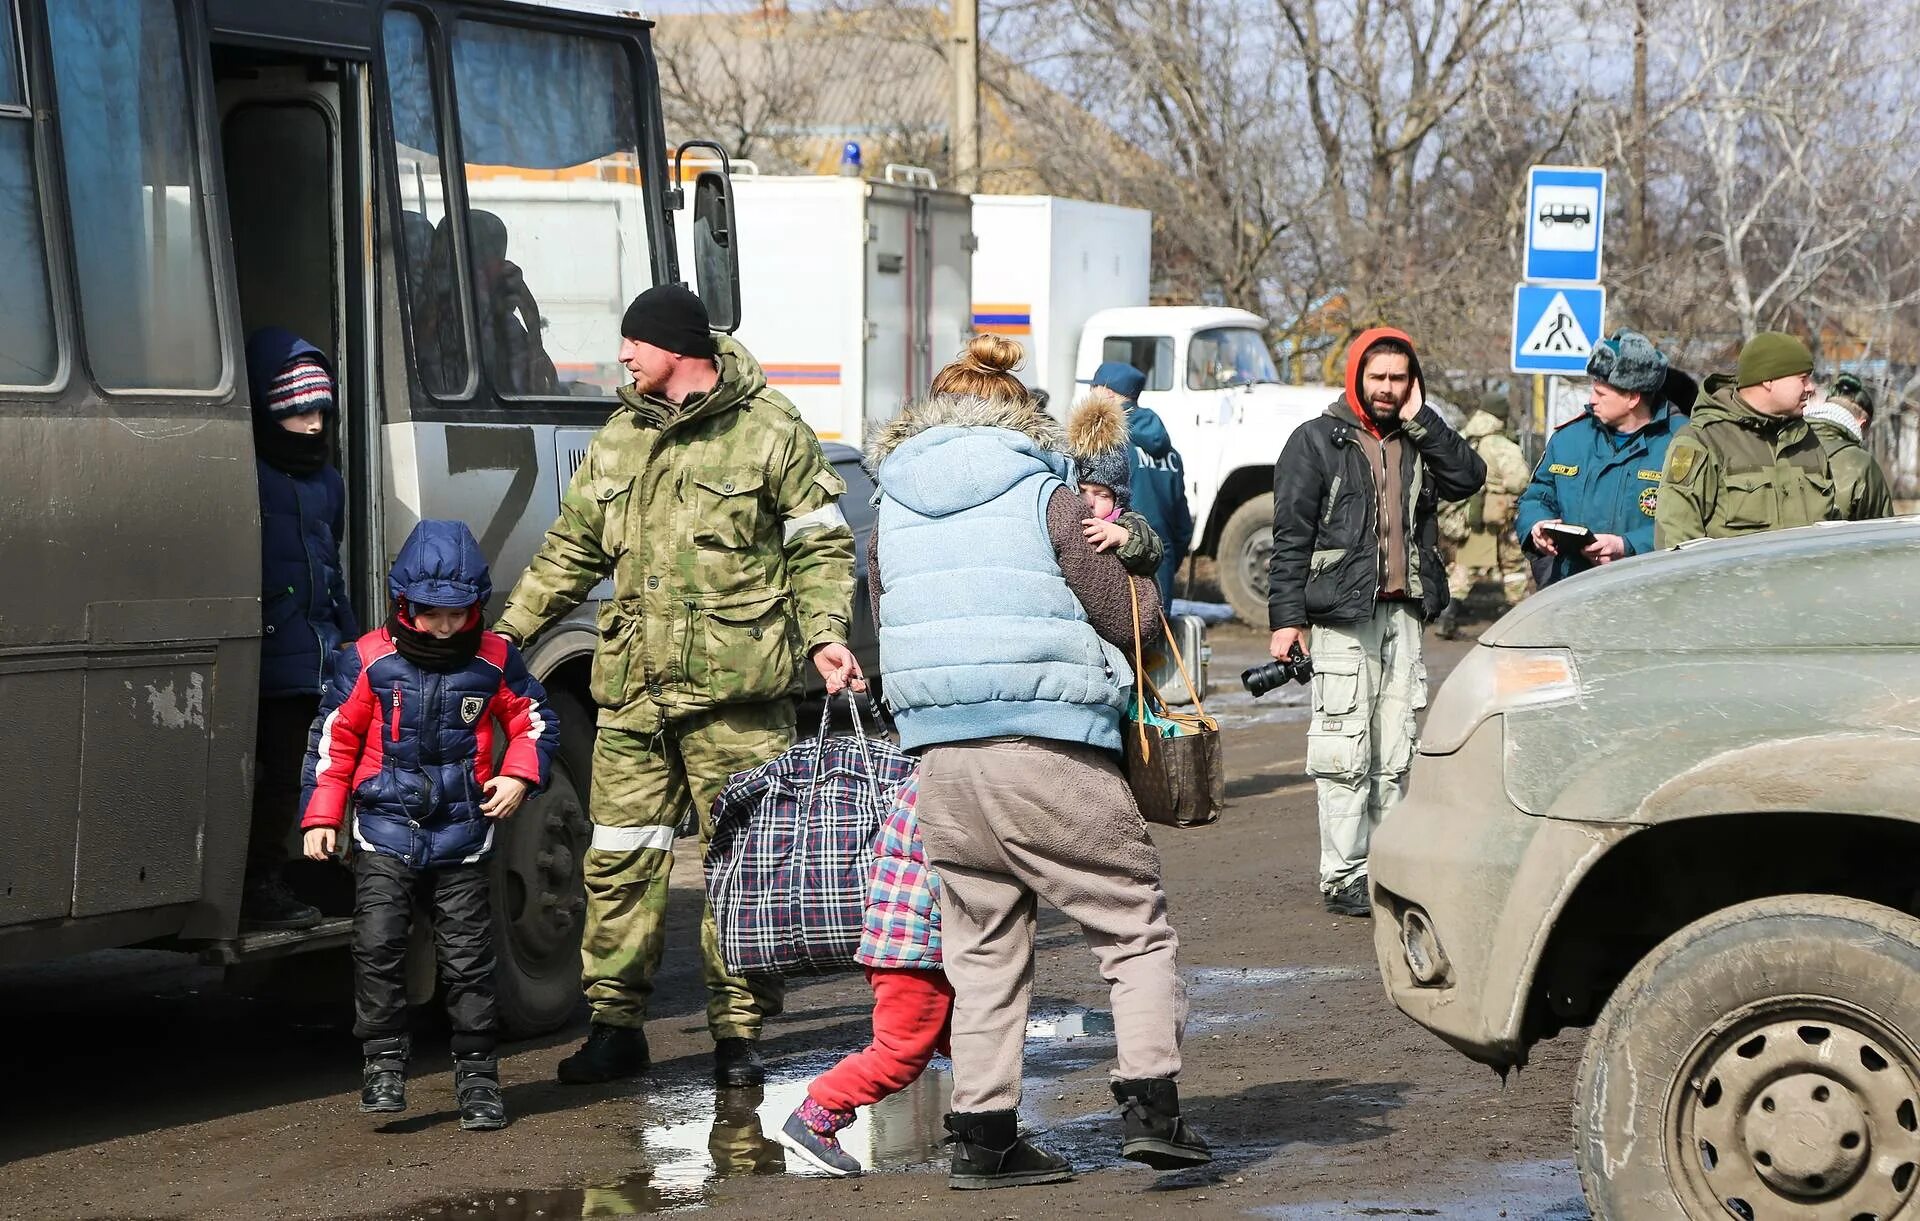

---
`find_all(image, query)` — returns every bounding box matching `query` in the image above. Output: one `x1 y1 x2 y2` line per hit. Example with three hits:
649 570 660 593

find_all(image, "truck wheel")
1217 493 1273 627
490 689 594 1038
1574 895 1920 1220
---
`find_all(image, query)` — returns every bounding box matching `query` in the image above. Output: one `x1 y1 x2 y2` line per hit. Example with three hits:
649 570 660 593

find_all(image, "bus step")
205 917 355 965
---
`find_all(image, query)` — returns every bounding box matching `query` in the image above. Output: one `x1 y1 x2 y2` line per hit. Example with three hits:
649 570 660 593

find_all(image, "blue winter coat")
874 418 1133 753
249 328 358 696
1126 405 1194 605
1516 408 1679 586
299 523 557 869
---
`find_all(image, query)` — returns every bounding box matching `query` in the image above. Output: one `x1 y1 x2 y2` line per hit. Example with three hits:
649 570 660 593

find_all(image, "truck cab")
1076 307 1331 618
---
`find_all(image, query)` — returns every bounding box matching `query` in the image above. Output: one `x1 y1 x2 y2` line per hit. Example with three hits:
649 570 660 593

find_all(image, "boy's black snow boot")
454 1054 507 1131
359 1035 409 1114
943 1110 1073 1189
1112 1079 1212 1169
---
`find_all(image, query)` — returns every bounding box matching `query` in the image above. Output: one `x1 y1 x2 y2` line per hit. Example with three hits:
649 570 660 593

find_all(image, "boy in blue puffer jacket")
246 327 360 929
300 520 556 1130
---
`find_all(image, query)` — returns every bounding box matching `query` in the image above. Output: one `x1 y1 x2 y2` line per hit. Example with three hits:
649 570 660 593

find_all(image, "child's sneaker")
778 1100 862 1176
360 1035 409 1114
454 1054 507 1131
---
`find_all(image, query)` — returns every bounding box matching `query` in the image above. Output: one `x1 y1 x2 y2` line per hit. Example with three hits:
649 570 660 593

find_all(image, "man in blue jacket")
1517 330 1679 587
1087 362 1194 605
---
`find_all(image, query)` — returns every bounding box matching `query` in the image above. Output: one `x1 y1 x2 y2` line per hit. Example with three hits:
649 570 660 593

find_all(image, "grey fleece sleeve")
1048 487 1160 651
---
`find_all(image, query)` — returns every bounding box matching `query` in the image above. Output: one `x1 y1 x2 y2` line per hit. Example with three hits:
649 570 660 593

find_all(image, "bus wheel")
1217 493 1273 628
1575 895 1920 1220
491 689 594 1038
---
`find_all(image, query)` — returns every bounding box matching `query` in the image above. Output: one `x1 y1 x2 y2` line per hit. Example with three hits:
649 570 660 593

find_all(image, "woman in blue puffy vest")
244 327 360 928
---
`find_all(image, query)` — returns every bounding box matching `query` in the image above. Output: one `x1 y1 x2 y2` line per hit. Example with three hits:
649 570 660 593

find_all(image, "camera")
1242 646 1313 698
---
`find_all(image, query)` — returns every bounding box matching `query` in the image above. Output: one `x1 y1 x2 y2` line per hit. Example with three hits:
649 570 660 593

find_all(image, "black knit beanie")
620 285 717 358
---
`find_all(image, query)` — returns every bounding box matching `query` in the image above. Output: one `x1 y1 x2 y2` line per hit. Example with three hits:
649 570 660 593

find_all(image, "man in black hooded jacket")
1266 327 1484 916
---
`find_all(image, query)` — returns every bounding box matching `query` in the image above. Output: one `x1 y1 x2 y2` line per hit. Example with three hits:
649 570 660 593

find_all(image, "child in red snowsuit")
776 773 951 1175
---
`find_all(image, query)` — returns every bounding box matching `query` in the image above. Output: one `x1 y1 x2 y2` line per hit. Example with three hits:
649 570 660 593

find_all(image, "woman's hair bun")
962 334 1024 374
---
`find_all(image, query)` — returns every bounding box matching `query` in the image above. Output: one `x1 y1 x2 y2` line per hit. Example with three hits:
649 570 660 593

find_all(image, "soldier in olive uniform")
1803 373 1894 522
495 286 860 1088
1435 393 1532 638
1655 332 1837 550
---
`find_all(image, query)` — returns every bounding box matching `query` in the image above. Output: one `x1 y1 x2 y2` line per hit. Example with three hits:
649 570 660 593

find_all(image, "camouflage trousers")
581 699 794 1040
1446 533 1529 608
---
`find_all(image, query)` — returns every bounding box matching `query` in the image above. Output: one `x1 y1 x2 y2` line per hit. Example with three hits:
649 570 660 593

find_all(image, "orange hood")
1342 326 1424 437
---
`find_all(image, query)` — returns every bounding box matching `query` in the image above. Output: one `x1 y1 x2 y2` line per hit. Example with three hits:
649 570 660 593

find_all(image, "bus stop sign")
1524 166 1606 283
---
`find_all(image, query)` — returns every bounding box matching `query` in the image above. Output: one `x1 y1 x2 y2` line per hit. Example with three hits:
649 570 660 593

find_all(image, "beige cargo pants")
1308 602 1427 894
580 700 793 1040
915 737 1186 1113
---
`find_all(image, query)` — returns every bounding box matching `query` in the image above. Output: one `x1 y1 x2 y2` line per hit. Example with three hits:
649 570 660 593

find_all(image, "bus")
0 0 744 1035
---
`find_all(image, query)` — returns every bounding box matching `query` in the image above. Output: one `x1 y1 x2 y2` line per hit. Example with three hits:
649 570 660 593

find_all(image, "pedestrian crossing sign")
1511 283 1606 374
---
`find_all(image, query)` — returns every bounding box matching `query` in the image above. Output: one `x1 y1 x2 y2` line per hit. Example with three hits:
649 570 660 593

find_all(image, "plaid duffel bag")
704 692 914 977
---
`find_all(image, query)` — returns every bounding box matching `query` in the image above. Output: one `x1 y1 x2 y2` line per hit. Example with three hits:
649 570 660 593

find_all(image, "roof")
1089 307 1270 337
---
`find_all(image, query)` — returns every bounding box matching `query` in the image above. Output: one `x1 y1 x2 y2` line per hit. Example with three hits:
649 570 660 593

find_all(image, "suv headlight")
1419 645 1579 755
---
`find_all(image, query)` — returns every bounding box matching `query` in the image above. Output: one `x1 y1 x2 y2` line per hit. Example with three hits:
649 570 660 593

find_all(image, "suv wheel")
1575 895 1920 1220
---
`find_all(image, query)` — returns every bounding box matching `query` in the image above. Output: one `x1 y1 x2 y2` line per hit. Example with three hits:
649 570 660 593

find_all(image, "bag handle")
802 687 887 816
1129 577 1155 762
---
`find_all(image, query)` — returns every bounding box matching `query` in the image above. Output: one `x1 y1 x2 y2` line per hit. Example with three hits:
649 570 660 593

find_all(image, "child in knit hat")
1066 389 1164 579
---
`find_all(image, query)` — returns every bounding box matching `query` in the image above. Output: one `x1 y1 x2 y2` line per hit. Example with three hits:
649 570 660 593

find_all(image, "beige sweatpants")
1308 602 1428 894
914 737 1186 1113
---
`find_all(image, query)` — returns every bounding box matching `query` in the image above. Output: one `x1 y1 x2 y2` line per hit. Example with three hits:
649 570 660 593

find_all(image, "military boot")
714 1037 766 1088
454 1054 507 1131
944 1110 1074 1190
359 1035 409 1114
1434 602 1462 641
557 1023 649 1084
241 872 321 931
1112 1079 1212 1169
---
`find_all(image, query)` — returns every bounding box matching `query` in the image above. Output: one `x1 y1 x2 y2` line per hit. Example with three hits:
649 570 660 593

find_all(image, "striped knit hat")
264 357 335 419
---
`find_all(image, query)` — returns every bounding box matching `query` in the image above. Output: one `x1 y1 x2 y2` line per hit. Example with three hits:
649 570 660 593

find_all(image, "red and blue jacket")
299 628 555 869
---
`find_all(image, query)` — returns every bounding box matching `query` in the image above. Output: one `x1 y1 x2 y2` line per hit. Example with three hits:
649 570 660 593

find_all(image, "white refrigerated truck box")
969 195 1153 405
672 174 972 446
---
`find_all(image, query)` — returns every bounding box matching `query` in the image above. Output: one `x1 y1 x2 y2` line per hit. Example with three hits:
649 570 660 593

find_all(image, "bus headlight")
1419 646 1579 755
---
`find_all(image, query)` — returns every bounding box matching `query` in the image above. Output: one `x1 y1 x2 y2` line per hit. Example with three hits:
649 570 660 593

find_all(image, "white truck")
670 168 973 446
972 194 1338 626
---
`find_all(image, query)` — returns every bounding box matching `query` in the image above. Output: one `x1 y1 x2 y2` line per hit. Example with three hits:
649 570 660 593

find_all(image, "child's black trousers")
352 850 498 1056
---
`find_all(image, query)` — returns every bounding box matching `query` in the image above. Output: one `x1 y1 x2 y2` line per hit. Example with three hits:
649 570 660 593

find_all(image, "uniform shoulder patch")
1549 463 1579 476
1639 485 1659 517
1665 443 1701 485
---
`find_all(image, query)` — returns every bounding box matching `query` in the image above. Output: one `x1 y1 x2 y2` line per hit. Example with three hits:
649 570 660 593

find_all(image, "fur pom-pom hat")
1066 390 1133 507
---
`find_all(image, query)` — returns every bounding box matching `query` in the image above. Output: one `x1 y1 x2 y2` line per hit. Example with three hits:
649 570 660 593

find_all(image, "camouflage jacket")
1438 411 1530 551
495 337 853 733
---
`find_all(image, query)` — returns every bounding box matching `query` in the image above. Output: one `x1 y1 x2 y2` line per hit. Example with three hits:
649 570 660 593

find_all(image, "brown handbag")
1122 579 1226 827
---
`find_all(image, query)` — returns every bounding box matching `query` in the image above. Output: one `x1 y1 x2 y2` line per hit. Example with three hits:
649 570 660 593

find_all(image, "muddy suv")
1370 518 1920 1220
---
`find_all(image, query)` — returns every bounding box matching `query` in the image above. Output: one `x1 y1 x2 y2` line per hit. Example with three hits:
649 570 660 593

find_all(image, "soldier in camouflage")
495 286 860 1088
1435 394 1531 638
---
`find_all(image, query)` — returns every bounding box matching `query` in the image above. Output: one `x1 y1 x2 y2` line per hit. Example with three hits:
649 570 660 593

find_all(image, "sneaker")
454 1055 507 1131
1325 876 1372 918
1112 1079 1212 1170
359 1035 409 1114
241 872 322 931
944 1110 1074 1190
714 1037 766 1088
778 1110 863 1176
556 1023 650 1084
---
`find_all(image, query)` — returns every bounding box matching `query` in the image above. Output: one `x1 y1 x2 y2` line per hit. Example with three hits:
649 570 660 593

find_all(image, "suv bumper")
1369 718 1632 1067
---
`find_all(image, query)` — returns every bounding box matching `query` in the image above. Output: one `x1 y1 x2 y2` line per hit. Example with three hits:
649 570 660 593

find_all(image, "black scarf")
255 421 330 476
388 606 483 672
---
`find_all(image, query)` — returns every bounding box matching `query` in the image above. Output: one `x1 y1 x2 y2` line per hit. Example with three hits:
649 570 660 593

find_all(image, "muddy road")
0 625 1589 1220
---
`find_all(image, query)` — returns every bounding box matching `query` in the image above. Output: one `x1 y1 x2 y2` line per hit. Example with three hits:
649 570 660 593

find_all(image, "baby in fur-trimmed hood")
1066 390 1164 579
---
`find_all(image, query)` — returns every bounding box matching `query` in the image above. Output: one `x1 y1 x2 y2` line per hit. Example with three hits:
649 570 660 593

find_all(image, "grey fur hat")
1066 390 1132 508
1586 329 1668 397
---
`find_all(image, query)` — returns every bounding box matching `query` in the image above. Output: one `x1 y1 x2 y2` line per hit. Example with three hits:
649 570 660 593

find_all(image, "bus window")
47 0 221 392
451 20 654 399
0 1 55 387
383 9 469 399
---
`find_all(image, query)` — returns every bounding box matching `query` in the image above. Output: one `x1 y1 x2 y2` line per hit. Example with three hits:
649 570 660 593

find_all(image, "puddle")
1189 965 1370 991
377 1068 953 1219
1251 1158 1588 1219
1206 681 1313 729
